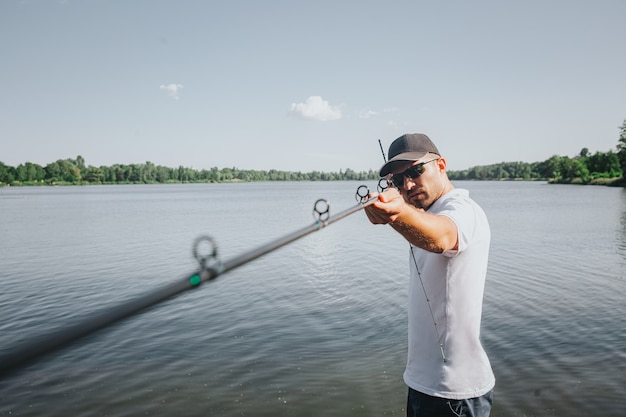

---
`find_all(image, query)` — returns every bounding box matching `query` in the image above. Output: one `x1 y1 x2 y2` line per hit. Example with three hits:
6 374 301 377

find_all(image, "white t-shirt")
403 188 495 400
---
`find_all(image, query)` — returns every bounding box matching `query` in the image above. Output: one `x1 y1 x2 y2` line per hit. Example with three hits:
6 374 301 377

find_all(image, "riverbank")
3 177 626 188
548 176 625 187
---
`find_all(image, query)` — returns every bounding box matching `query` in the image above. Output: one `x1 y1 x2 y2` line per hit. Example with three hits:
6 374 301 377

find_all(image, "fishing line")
377 138 445 362
410 247 447 362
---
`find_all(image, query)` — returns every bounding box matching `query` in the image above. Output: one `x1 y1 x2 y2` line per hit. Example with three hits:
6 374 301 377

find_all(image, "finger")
378 187 401 203
364 205 388 224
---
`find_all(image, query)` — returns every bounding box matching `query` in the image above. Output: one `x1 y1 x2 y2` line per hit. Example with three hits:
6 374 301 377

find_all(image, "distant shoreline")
2 148 625 188
2 176 624 188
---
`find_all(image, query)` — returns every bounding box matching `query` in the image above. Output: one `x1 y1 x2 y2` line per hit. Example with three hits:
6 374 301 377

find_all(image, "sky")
1 0 625 173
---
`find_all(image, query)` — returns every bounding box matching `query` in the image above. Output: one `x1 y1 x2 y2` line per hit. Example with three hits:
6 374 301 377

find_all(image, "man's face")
389 156 443 210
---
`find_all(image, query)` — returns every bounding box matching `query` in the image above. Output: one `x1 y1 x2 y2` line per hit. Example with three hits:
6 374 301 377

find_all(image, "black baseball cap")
379 133 440 176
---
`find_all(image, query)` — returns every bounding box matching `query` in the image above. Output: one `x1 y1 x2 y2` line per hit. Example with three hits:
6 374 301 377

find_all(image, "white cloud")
160 83 184 100
290 96 341 121
358 109 378 119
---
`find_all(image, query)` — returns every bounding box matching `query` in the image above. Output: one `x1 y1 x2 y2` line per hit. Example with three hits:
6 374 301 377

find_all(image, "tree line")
0 156 379 185
2 120 625 187
447 148 623 184
448 119 626 185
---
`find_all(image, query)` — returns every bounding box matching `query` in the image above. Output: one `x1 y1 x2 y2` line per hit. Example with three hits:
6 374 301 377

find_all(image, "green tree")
45 159 81 183
532 155 564 179
155 165 172 183
586 151 621 178
0 162 15 184
84 166 104 183
76 155 86 171
567 159 590 183
143 161 156 183
16 162 45 182
617 119 626 179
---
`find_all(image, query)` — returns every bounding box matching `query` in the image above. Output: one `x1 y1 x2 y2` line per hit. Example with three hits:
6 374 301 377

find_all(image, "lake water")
0 181 624 416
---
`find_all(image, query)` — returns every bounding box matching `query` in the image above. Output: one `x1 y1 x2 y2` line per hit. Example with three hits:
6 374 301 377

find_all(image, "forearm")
389 208 458 253
364 188 458 253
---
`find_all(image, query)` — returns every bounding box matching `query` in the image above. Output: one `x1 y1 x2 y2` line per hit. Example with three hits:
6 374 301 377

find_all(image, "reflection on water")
619 210 626 257
0 182 625 416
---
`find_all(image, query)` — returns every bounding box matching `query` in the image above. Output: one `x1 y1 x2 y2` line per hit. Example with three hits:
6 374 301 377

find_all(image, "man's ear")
437 157 447 171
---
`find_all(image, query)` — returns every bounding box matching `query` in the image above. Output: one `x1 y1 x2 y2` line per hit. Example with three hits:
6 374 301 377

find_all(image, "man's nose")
403 175 417 190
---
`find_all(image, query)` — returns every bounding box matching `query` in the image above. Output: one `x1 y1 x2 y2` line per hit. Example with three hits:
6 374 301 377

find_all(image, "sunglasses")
389 158 439 189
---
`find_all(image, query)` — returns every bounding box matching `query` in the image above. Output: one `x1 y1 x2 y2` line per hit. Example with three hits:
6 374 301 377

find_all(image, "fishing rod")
0 181 387 378
379 139 387 163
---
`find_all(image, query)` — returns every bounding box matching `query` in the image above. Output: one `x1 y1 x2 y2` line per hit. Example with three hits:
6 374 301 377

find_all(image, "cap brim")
379 151 429 176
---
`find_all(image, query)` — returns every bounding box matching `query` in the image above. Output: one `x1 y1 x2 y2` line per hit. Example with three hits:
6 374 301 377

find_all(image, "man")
365 133 495 417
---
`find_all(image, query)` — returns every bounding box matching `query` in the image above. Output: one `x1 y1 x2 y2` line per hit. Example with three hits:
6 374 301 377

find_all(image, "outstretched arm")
365 188 458 254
